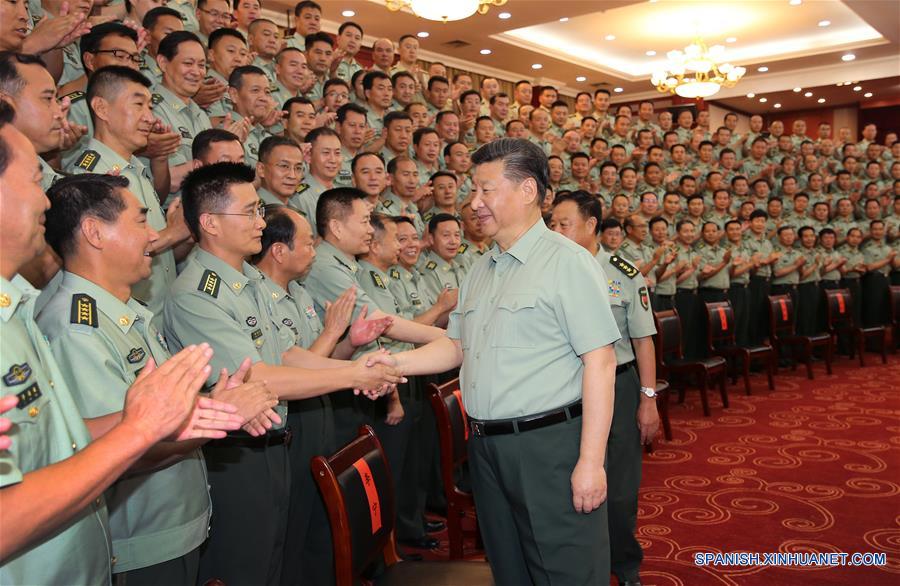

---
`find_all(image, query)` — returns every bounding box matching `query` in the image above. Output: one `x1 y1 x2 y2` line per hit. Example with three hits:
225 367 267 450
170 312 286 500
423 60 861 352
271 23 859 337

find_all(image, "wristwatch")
639 386 657 398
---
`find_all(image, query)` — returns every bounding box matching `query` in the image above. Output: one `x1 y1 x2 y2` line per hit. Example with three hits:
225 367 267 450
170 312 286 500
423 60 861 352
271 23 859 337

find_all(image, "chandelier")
651 38 746 99
385 0 508 22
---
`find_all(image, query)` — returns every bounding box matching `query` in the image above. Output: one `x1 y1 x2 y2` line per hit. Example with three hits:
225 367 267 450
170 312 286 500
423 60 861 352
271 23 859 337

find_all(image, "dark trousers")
748 276 770 344
115 546 199 586
468 417 609 586
841 277 863 327
770 283 798 311
796 282 820 335
728 283 750 347
675 288 701 359
862 272 890 327
199 442 290 586
330 389 374 448
608 366 643 583
280 399 335 586
393 378 435 541
819 280 841 334
653 293 674 311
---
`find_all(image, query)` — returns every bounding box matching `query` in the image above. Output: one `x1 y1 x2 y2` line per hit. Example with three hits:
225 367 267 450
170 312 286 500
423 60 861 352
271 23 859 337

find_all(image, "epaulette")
381 199 394 209
295 183 309 194
422 211 434 223
70 294 98 328
198 269 220 298
425 260 437 270
458 243 469 254
609 255 639 279
76 150 100 171
63 90 85 102
151 93 163 105
370 271 387 289
333 256 354 272
390 268 400 280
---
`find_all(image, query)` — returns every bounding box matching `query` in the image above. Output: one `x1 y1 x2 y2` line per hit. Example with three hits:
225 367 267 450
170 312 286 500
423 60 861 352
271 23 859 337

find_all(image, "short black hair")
283 95 314 114
323 77 349 97
209 27 246 50
350 151 383 173
338 21 363 37
553 190 602 235
142 6 183 30
229 64 266 89
430 170 457 185
86 65 151 124
304 32 333 51
258 135 299 164
294 0 321 16
428 212 460 234
79 22 138 71
489 92 509 106
181 163 256 241
275 46 303 64
600 218 622 233
306 126 339 147
45 174 130 259
316 187 367 238
363 70 390 92
443 141 466 157
470 138 549 204
427 75 448 91
248 17 276 35
391 70 415 85
413 126 439 145
749 209 768 221
0 99 14 176
251 204 297 264
158 30 203 61
336 102 367 124
435 110 457 125
459 89 480 104
0 52 46 98
384 110 412 129
192 128 241 160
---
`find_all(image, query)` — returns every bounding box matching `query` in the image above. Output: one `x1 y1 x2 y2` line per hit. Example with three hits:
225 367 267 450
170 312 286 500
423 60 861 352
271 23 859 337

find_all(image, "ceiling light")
559 17 569 22
725 37 737 43
842 53 856 61
757 66 769 72
479 48 492 55
576 76 587 82
818 20 830 27
651 38 746 99
774 103 782 108
804 91 813 97
836 82 844 86
759 97 767 103
605 34 616 41
416 31 429 38
789 0 801 5
614 87 624 93
341 10 355 17
793 87 802 92
387 0 510 22
746 92 755 98
817 98 826 103
531 63 542 69
498 11 511 19
864 92 873 98
853 85 862 91
646 50 656 56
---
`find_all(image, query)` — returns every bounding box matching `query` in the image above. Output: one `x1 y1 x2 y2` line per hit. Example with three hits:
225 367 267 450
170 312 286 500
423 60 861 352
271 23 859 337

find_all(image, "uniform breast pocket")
459 303 479 350
492 292 538 349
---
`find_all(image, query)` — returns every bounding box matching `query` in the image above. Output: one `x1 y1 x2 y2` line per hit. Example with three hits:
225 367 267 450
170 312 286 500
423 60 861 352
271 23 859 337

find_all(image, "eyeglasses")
93 49 144 66
325 92 349 100
209 202 267 221
198 7 232 21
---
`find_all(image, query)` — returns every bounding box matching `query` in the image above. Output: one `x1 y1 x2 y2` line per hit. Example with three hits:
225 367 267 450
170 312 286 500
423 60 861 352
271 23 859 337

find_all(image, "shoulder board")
151 93 163 105
63 90 85 102
381 199 394 209
76 149 100 171
425 260 437 271
70 294 98 328
390 268 400 280
333 255 353 272
422 211 434 223
295 183 309 194
458 243 469 254
370 271 387 289
198 269 221 298
609 255 639 279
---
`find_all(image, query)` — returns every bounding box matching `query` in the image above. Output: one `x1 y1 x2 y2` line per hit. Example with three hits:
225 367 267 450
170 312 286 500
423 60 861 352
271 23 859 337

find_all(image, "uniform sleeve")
419 269 442 305
554 250 621 355
625 278 657 339
164 292 264 384
47 329 131 419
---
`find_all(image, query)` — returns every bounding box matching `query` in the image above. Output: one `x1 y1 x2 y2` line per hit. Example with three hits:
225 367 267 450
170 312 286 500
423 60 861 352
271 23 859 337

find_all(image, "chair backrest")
311 425 400 586
824 288 855 329
767 294 796 338
891 286 900 324
653 309 683 363
428 378 469 488
704 300 736 348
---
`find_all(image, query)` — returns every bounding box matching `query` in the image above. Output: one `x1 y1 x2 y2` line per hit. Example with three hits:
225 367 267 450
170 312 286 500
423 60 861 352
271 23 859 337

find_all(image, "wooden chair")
312 426 493 586
890 286 900 353
767 294 833 379
703 301 776 395
427 378 480 560
653 309 729 417
824 288 887 367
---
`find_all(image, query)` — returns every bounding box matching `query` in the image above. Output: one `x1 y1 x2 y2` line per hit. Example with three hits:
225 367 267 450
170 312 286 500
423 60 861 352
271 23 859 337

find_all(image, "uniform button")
0 293 11 307
71 442 78 451
475 352 481 359
111 556 117 566
28 406 39 417
119 316 130 326
95 497 102 506
233 283 242 290
49 380 54 388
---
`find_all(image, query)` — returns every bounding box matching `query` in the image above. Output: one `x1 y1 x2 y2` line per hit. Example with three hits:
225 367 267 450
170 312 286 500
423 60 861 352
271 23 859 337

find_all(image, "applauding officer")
389 139 620 584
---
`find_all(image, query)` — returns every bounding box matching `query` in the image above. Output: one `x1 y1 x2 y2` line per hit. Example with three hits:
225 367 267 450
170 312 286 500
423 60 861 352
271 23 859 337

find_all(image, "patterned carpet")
423 353 900 585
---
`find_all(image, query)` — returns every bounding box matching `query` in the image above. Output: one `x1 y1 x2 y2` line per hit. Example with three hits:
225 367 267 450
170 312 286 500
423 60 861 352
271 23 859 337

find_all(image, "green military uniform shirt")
419 251 465 303
376 190 425 236
151 84 212 169
60 89 93 170
745 233 774 278
139 52 163 87
225 111 273 169
840 244 865 278
292 174 331 221
67 138 176 326
675 243 699 289
0 275 112 585
168 0 199 32
302 239 380 323
251 56 277 84
819 247 843 281
263 279 324 350
596 251 656 365
204 69 233 119
455 240 486 273
356 260 411 353
696 241 731 290
798 247 821 283
863 240 893 276
163 248 290 427
387 264 434 320
446 219 619 420
334 147 356 187
284 32 305 51
725 240 753 285
334 58 363 84
258 186 286 206
771 245 802 285
36 272 211 573
617 239 657 288
39 157 61 192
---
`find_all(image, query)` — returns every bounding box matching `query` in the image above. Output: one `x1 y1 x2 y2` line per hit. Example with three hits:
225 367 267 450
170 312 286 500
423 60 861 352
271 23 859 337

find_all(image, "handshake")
351 349 406 400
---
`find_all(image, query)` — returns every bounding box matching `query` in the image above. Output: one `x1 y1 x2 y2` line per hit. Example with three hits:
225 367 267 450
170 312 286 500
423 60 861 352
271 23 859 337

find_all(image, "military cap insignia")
610 255 639 279
76 150 101 171
608 279 622 298
127 347 146 364
63 90 85 102
425 261 437 270
198 270 221 298
70 294 98 328
3 363 32 386
295 183 310 194
371 271 387 289
151 93 163 105
639 286 650 311
390 268 400 280
16 383 42 409
178 126 191 139
246 316 258 327
458 243 469 254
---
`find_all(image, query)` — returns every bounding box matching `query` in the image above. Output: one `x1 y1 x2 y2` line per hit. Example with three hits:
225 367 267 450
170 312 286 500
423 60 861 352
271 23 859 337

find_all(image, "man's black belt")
469 401 582 437
616 360 635 375
729 283 748 288
676 288 697 294
213 427 293 448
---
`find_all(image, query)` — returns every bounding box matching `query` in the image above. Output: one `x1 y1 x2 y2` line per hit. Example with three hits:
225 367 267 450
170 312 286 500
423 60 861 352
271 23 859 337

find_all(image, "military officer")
254 136 305 207
293 127 342 221
796 226 822 335
724 220 755 347
140 7 184 87
696 222 733 306
649 217 679 311
224 65 279 169
378 156 427 235
168 0 200 33
674 220 703 359
391 139 621 585
770 226 804 308
550 190 659 586
745 210 777 345
839 227 867 327
862 220 895 327
420 214 466 302
205 28 246 122
247 18 279 83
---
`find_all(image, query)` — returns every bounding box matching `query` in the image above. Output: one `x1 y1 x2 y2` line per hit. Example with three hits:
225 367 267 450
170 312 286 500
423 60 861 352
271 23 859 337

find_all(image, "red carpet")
423 354 900 585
